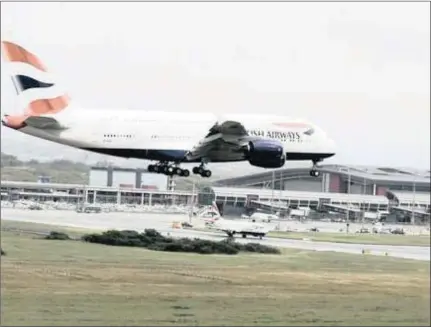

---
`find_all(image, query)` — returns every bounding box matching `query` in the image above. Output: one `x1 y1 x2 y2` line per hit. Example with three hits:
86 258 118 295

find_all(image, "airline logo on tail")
1 41 70 129
205 201 222 224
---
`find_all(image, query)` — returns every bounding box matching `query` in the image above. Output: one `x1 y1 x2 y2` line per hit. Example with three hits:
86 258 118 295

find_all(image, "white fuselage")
21 110 214 150
15 109 336 164
211 217 271 237
15 110 335 161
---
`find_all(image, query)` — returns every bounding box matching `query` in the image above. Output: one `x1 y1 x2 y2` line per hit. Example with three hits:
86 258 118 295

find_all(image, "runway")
1 208 429 261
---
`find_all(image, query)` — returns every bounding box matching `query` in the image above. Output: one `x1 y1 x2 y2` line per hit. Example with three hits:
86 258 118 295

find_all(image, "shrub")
118 230 140 238
81 229 280 255
197 245 214 254
210 240 239 255
82 230 142 247
1 248 5 256
44 231 70 240
143 228 163 239
242 242 281 254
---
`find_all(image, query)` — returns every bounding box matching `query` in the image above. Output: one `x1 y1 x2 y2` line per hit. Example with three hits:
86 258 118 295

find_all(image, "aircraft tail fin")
1 40 71 129
212 201 222 217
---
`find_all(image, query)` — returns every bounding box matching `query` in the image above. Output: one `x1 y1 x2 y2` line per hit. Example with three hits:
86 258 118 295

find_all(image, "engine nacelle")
246 140 286 169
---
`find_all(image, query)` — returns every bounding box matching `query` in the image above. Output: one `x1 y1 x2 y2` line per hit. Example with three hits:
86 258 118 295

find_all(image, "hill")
0 152 218 190
1 152 90 184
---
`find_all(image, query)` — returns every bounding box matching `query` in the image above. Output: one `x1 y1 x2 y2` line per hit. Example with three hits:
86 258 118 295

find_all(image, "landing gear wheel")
309 169 320 177
150 163 192 177
192 165 211 177
202 170 212 178
166 166 175 176
182 169 190 177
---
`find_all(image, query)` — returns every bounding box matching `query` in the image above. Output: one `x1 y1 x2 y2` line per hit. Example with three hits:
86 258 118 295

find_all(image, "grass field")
268 231 431 247
1 220 101 238
6 220 429 247
190 226 430 246
1 222 430 326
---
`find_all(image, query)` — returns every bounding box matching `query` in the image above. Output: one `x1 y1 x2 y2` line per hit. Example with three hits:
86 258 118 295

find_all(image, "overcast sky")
1 2 430 174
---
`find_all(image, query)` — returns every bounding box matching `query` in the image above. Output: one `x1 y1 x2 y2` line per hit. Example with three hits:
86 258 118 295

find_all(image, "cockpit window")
303 128 315 136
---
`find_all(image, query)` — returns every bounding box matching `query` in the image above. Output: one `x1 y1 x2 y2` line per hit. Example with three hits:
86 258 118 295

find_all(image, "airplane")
205 202 270 239
244 211 280 223
1 40 337 178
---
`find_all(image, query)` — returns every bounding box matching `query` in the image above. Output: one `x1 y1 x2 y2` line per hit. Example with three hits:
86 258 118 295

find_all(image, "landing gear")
309 169 320 177
180 168 190 177
174 167 190 177
309 160 321 177
148 160 211 178
147 163 190 177
192 165 212 178
147 164 157 173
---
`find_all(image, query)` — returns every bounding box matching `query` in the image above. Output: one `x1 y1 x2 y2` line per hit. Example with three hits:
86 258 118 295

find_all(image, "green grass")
268 231 431 247
189 226 430 247
1 222 430 326
1 220 101 238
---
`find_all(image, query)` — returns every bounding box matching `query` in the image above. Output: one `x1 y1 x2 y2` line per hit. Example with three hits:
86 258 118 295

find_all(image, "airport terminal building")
1 164 430 224
206 165 430 223
214 164 431 195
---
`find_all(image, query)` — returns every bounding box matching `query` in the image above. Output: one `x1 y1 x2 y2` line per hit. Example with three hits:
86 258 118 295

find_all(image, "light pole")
77 153 89 210
279 170 283 211
362 177 367 225
346 168 351 233
189 180 196 224
412 178 416 225
271 170 275 214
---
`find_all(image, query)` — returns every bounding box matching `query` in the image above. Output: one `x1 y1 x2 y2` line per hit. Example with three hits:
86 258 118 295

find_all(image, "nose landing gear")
309 169 320 177
309 160 322 177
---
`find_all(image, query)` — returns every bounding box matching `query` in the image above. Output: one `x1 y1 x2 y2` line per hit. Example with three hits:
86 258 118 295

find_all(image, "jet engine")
246 140 286 168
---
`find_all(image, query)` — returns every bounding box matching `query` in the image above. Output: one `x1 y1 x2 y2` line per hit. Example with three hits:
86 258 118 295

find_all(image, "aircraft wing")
24 116 68 130
185 120 255 162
